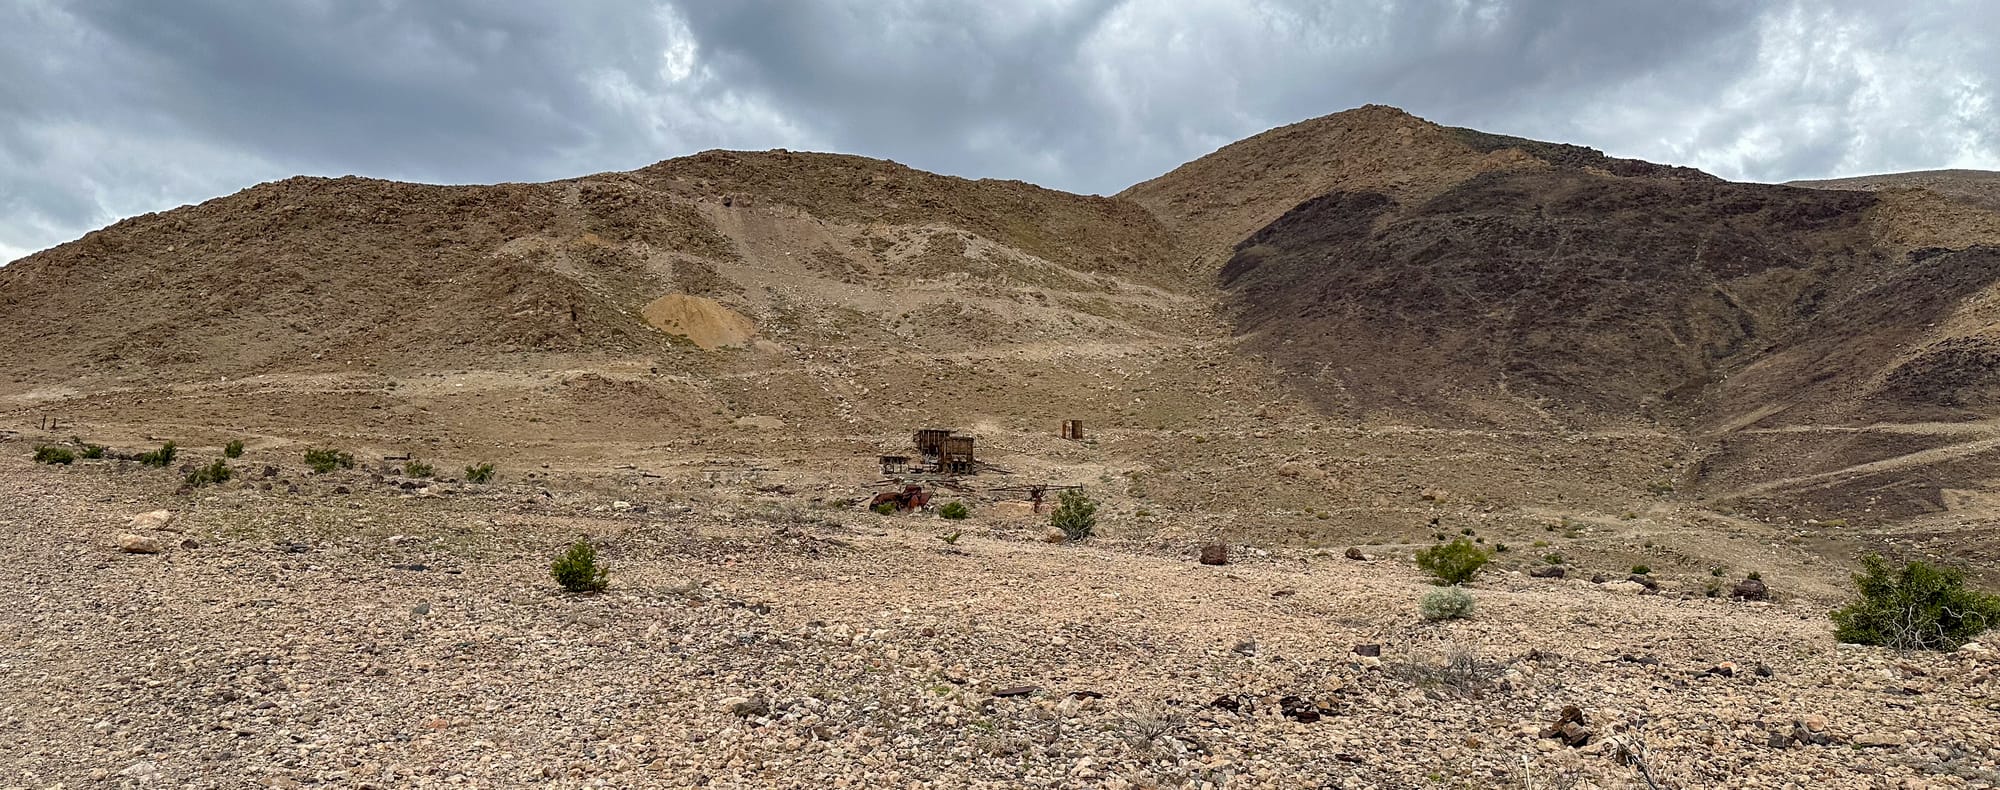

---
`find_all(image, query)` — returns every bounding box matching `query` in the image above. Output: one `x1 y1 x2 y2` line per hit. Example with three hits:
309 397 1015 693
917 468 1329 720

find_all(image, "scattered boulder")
1278 695 1332 723
1353 644 1382 657
1590 573 1609 584
1232 638 1259 656
1853 732 1905 748
1626 574 1659 591
127 510 175 531
723 694 770 717
1703 661 1740 678
1199 543 1228 565
179 539 199 550
1040 527 1068 544
1731 578 1769 601
1539 705 1592 747
1603 580 1648 595
991 685 1038 698
1343 547 1367 561
116 534 162 554
1529 566 1566 579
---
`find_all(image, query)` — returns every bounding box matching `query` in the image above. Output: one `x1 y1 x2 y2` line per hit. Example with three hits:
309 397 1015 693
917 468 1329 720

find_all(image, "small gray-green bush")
1419 586 1476 621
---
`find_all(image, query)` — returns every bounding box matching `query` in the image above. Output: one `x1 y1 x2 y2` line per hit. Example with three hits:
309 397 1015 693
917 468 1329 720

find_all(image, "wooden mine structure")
881 428 979 475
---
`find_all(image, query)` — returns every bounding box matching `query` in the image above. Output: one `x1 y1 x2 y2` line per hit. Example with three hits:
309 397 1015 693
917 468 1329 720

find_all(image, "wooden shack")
939 435 976 474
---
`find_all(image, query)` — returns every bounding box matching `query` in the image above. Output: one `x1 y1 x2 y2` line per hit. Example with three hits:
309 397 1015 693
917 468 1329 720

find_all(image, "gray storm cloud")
2 0 1996 262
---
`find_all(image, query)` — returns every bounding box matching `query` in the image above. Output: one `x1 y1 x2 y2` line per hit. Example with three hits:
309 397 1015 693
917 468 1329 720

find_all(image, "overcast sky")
3 0 1996 263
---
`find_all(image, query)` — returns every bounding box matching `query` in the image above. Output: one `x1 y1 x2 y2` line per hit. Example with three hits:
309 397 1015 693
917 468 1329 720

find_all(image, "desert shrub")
135 441 177 467
303 447 354 474
1631 564 1652 575
938 501 970 520
1543 552 1566 565
1492 542 1508 553
1711 566 1727 577
33 445 75 465
1747 570 1762 581
223 439 245 458
1831 555 2000 651
550 541 610 593
72 439 105 459
403 460 435 479
873 501 897 515
1419 586 1476 621
1050 489 1097 541
1415 538 1490 585
1646 480 1675 495
464 462 496 484
185 460 232 488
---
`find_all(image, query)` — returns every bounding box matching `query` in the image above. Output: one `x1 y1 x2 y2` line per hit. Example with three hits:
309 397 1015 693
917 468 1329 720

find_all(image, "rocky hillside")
7 105 2000 571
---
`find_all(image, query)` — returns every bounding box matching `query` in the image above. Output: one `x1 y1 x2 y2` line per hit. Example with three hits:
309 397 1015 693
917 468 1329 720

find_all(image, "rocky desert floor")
2 453 1997 790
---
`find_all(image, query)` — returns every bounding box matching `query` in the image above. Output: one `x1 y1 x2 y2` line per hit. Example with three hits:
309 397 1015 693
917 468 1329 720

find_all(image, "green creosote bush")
1415 537 1490 585
303 447 354 474
873 501 898 516
1830 555 2000 651
185 460 232 488
1419 586 1476 621
550 541 610 593
223 439 245 459
1050 489 1098 542
403 460 435 479
71 438 105 459
464 463 496 484
33 445 75 465
1631 564 1652 575
937 501 970 520
136 442 177 467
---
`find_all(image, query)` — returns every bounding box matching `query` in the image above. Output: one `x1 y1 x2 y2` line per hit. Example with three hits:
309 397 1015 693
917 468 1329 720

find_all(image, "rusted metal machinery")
869 484 933 512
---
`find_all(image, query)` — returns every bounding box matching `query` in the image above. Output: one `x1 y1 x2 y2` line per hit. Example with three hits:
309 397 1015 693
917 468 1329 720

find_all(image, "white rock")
116 534 163 554
128 510 175 531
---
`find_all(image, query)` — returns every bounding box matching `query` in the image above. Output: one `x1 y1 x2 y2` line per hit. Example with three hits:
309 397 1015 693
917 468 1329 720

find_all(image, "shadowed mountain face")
1219 170 1891 425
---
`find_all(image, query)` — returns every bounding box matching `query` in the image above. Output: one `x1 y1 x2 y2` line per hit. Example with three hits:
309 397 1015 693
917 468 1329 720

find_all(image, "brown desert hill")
1791 168 2000 213
0 151 1185 387
7 105 2000 574
1156 110 2000 531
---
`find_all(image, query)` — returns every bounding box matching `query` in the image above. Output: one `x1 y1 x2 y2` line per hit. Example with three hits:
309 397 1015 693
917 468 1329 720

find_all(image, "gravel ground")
2 456 1997 789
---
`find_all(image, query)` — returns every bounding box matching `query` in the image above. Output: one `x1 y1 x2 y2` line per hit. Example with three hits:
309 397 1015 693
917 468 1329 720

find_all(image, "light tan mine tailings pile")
641 293 759 350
